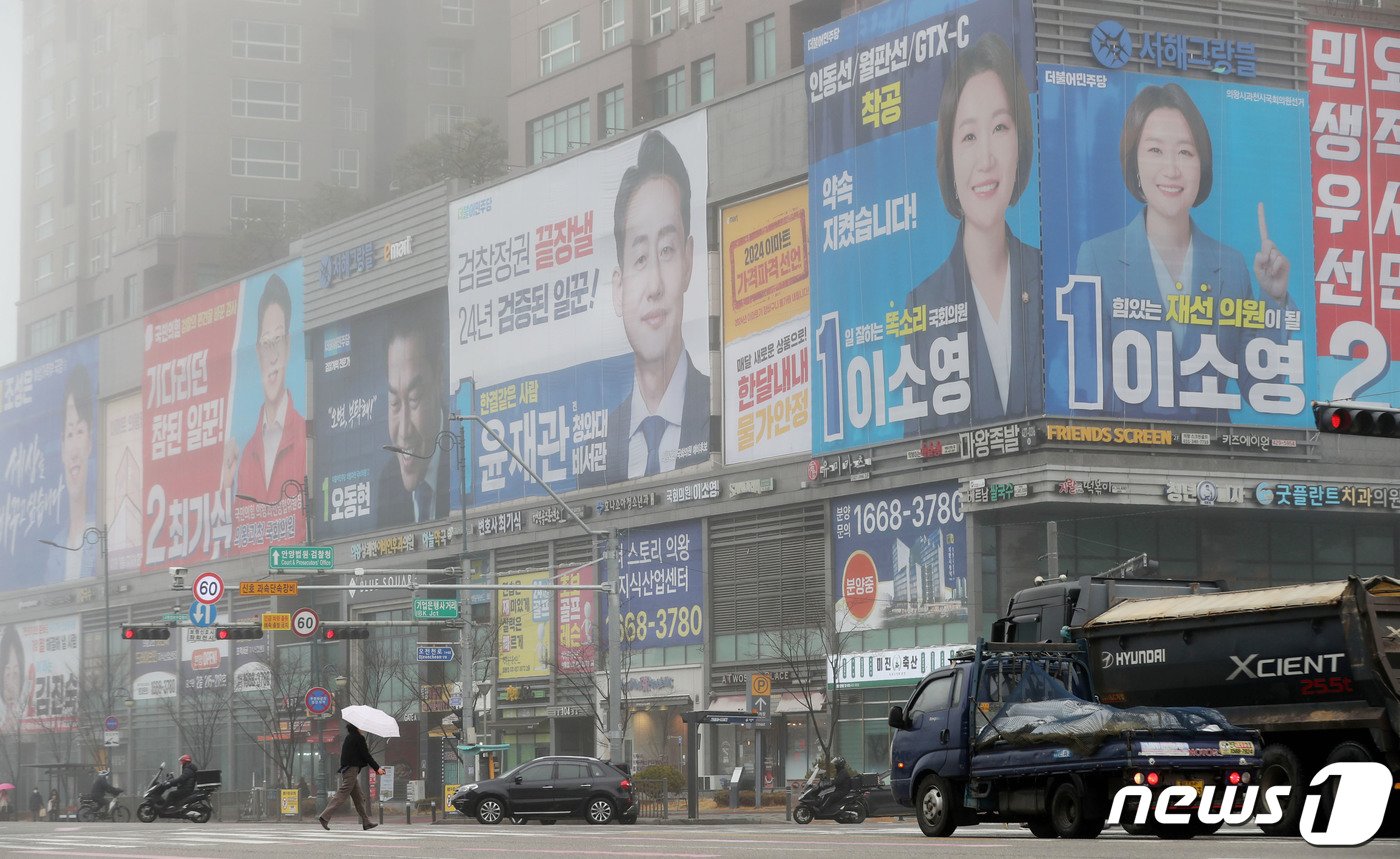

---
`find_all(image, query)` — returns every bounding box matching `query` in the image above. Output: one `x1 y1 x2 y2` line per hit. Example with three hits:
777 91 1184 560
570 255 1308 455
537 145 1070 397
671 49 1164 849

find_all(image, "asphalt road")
0 821 1395 858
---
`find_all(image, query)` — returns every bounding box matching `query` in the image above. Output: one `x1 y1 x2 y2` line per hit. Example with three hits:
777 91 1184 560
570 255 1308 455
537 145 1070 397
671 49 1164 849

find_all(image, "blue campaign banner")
0 339 99 592
1040 65 1314 426
806 0 1040 456
831 482 966 633
606 520 704 650
311 291 451 539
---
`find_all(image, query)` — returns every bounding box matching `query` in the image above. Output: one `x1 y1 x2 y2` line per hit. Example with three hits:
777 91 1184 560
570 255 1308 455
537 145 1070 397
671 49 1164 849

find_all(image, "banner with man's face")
0 615 81 733
447 112 711 503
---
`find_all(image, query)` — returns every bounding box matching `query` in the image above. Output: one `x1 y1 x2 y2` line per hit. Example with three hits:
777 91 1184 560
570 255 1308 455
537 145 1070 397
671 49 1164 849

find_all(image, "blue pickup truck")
889 641 1262 839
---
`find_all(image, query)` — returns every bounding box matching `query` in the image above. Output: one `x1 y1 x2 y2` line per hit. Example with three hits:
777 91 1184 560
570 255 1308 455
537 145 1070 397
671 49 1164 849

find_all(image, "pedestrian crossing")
0 822 494 851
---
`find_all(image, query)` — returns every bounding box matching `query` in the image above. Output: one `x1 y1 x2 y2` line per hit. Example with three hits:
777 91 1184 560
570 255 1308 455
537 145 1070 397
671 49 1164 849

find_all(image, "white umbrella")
341 705 400 738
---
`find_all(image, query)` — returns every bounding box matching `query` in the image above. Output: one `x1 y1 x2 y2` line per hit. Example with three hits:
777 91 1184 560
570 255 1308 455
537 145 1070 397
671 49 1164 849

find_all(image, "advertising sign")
722 185 812 463
0 615 81 733
1307 24 1400 407
448 111 712 501
0 340 100 591
233 631 272 694
129 630 178 701
832 482 967 632
103 393 143 573
180 626 229 695
806 0 1041 456
142 261 307 570
828 644 967 688
498 571 551 680
1040 65 1313 425
611 520 704 650
555 564 598 674
311 291 451 538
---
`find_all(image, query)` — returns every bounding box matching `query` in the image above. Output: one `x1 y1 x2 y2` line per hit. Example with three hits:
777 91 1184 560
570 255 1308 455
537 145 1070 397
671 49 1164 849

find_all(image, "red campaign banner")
556 564 598 674
142 283 241 570
1309 23 1400 398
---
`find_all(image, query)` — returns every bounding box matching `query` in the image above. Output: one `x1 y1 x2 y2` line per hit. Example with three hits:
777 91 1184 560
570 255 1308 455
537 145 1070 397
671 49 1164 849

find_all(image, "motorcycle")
792 769 868 825
78 791 130 823
136 763 220 824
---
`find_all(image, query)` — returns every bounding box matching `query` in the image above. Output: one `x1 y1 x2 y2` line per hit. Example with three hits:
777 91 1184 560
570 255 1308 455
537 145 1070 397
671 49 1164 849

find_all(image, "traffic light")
121 625 171 641
322 626 369 641
215 626 264 640
1314 402 1400 436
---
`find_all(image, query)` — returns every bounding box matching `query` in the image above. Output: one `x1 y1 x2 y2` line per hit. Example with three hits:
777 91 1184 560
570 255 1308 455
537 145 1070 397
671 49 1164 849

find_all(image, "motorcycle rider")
818 757 854 816
158 755 197 809
89 768 121 813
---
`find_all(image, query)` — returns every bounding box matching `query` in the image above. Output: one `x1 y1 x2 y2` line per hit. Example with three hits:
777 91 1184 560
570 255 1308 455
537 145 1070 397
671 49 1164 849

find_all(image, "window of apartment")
649 0 672 37
37 0 56 30
428 103 468 136
232 79 302 120
62 243 77 281
92 11 111 53
528 100 590 166
602 0 625 49
648 67 685 121
34 254 53 292
88 233 109 275
86 297 112 332
441 0 474 25
36 95 54 134
90 120 113 164
232 20 302 62
231 138 301 179
331 32 353 77
748 15 776 84
600 87 625 138
35 201 54 240
36 146 55 188
63 79 77 118
539 14 581 76
332 96 368 131
332 148 360 188
428 46 466 86
28 317 59 355
337 0 361 14
694 56 715 103
59 308 76 343
90 176 112 221
90 72 110 111
122 275 140 318
231 196 294 227
38 42 55 81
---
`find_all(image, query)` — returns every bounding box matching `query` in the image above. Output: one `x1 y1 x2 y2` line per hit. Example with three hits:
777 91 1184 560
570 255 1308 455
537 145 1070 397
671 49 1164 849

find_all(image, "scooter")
78 791 130 823
792 770 868 825
136 763 219 824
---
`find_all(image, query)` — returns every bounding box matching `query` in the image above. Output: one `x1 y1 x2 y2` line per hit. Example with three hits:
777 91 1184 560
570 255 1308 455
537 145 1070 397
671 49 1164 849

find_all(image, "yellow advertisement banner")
498 571 551 680
280 789 299 816
722 185 810 342
444 784 460 813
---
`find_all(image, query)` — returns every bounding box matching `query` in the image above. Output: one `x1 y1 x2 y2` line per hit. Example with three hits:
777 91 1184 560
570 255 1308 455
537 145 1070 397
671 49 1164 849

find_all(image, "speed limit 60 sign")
192 572 224 605
291 607 320 638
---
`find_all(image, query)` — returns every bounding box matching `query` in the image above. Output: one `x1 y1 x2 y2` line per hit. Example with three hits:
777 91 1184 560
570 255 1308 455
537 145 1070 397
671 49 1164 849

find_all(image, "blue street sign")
305 687 333 715
189 602 218 627
416 645 455 663
104 716 119 731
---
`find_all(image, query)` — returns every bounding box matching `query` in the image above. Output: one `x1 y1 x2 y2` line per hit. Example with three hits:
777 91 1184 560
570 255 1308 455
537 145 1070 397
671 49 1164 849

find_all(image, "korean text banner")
129 632 178 701
556 564 598 674
1308 25 1400 407
0 615 81 733
831 482 966 632
0 340 99 592
448 112 711 501
104 393 143 573
312 291 450 538
180 626 229 696
806 0 1041 456
610 520 704 650
722 185 812 464
498 570 552 680
142 262 307 570
1040 65 1314 425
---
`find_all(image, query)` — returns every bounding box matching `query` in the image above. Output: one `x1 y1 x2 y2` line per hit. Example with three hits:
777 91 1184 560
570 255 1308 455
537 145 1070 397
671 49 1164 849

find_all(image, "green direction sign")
268 545 334 570
413 598 460 620
161 612 183 623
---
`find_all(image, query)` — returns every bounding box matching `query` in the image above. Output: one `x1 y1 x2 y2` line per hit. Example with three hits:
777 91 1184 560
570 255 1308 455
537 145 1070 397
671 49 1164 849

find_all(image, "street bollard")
785 786 793 822
405 801 411 825
378 802 384 826
431 801 437 823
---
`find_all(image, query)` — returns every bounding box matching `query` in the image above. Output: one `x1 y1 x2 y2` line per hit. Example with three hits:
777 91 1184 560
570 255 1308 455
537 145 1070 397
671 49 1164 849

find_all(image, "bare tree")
75 661 129 770
391 118 507 194
160 686 224 769
231 647 318 788
759 618 862 766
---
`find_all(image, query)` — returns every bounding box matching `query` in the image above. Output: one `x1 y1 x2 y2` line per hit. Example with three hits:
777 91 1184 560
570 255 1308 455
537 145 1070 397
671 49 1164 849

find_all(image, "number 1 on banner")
816 312 845 443
1055 276 1105 410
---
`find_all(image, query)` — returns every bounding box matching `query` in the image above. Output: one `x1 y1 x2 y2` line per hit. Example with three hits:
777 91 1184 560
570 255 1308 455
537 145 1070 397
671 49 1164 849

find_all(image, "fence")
633 778 670 819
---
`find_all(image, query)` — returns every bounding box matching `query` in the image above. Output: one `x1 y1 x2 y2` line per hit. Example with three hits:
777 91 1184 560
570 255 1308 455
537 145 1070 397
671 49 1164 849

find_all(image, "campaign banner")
498 571 551 680
448 111 712 501
806 0 1041 456
556 564 598 674
1308 24 1400 407
142 262 307 570
1040 65 1314 426
312 291 451 538
129 632 178 701
0 615 81 733
180 626 229 695
103 393 143 573
610 520 704 650
0 340 100 591
831 482 966 632
721 185 812 464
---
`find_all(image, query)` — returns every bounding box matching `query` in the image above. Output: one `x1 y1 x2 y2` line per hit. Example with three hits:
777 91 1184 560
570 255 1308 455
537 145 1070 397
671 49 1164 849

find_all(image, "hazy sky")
1 0 19 365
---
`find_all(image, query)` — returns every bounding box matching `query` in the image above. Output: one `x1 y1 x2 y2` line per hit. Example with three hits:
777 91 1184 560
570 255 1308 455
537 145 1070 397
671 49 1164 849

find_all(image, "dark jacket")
338 729 381 773
168 761 197 795
90 775 120 801
29 790 42 812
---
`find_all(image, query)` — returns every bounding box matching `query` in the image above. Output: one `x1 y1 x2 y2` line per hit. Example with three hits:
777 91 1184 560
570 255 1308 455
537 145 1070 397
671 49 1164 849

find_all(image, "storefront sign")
1055 478 1128 496
611 521 704 649
1045 424 1174 446
531 505 590 527
964 480 1030 504
383 234 414 262
807 450 873 482
665 479 720 504
596 492 658 515
715 669 801 687
906 438 960 460
319 240 377 289
475 511 524 537
828 645 967 689
545 705 589 718
1254 482 1400 510
1179 432 1212 446
347 525 458 561
726 478 775 498
1089 19 1256 77
1217 432 1301 453
1165 481 1245 506
623 675 676 693
960 423 1034 459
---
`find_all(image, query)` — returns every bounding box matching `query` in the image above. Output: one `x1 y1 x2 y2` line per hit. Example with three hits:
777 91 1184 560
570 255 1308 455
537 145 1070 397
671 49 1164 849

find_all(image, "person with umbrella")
318 714 388 831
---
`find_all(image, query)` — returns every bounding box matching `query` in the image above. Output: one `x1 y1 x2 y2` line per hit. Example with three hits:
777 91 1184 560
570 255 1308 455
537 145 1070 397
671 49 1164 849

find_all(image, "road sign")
261 612 292 631
747 672 772 717
189 602 218 627
305 687 333 715
413 598 460 620
160 612 183 623
417 645 455 662
448 694 463 709
192 572 224 605
239 580 298 596
103 731 120 747
268 545 334 570
104 716 118 731
291 608 320 638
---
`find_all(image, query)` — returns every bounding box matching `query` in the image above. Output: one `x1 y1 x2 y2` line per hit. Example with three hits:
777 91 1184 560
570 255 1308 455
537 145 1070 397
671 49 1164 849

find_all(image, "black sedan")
450 756 639 825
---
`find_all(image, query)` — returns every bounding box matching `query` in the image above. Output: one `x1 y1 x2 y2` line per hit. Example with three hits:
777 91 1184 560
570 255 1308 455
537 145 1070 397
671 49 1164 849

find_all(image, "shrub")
633 764 685 795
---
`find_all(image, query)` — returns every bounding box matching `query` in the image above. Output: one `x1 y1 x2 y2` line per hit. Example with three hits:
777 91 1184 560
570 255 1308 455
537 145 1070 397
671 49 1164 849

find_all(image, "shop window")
1355 524 1394 565
1313 525 1354 564
915 624 945 647
714 635 736 663
888 625 917 648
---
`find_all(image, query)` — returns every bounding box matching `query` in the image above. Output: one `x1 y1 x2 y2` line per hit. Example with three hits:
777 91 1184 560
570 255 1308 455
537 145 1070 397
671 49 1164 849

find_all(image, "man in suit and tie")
377 309 450 525
580 130 710 488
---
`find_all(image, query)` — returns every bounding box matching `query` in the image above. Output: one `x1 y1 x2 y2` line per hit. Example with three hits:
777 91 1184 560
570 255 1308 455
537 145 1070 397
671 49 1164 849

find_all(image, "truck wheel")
1027 819 1058 838
1050 782 1103 839
1257 744 1305 837
914 775 958 838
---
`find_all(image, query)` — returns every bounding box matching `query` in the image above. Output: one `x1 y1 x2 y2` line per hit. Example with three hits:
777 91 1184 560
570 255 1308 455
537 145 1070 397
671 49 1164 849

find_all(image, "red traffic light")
322 626 368 640
121 625 171 641
1315 403 1400 436
324 628 337 640
123 628 135 639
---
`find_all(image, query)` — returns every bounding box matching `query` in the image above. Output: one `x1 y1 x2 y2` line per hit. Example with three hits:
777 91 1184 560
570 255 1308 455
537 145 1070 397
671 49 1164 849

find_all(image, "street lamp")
40 527 112 715
235 476 312 544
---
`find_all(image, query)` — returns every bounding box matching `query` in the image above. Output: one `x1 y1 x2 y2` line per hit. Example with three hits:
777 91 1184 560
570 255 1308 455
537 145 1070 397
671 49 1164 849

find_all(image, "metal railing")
633 778 670 819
